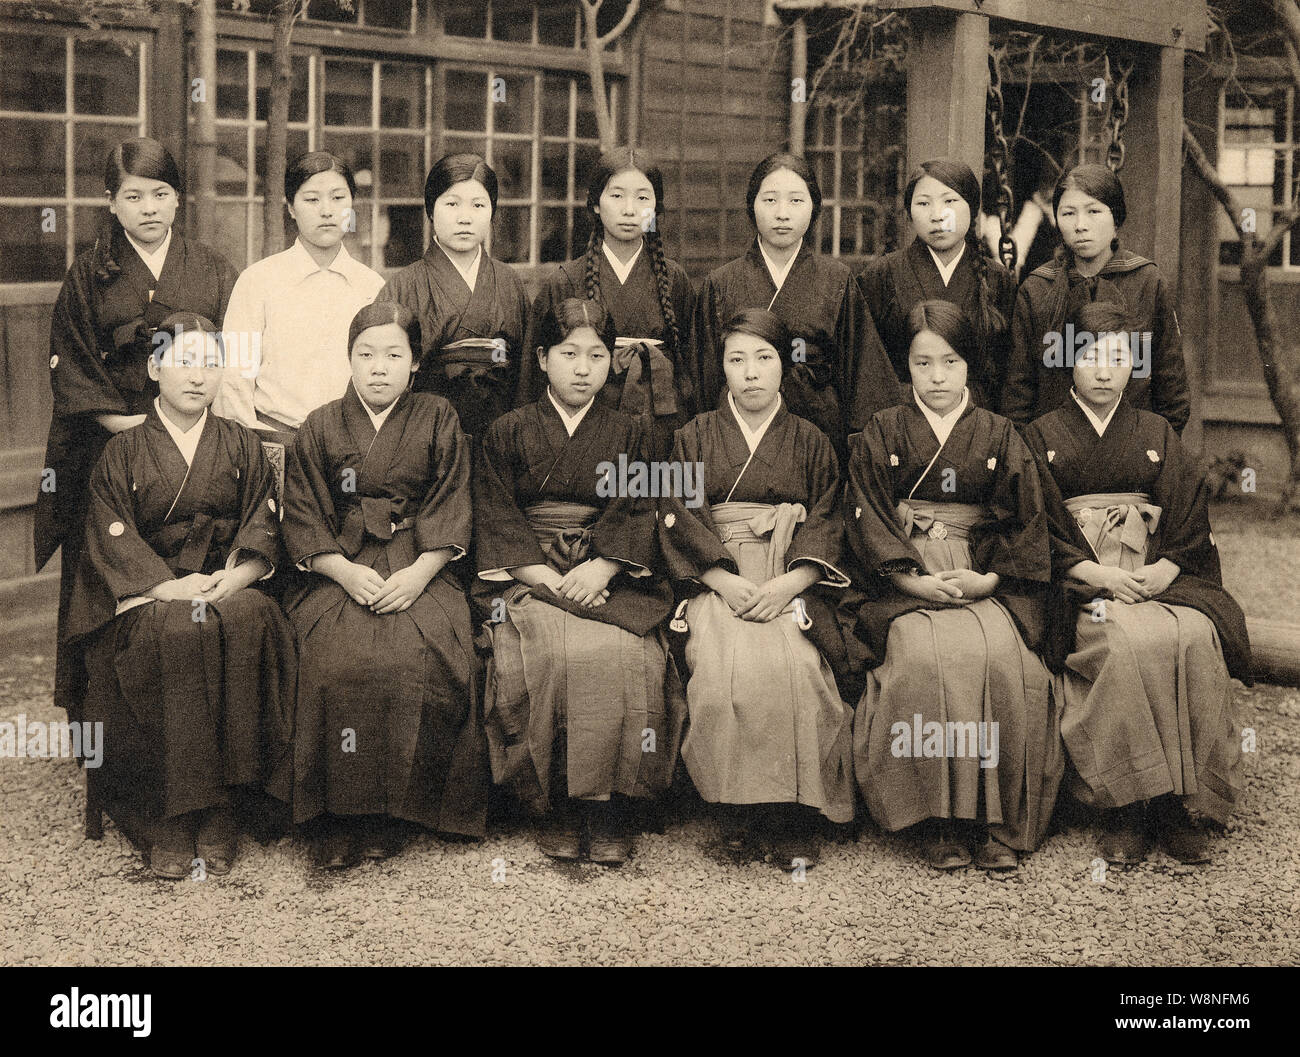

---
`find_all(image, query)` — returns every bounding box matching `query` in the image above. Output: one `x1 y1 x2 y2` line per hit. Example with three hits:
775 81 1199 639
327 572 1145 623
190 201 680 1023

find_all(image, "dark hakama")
1000 246 1190 432
379 247 529 442
857 238 1016 398
844 402 1063 850
474 399 685 813
282 386 487 836
517 251 696 458
693 239 901 463
1024 400 1250 823
35 230 238 718
660 403 855 822
64 407 293 830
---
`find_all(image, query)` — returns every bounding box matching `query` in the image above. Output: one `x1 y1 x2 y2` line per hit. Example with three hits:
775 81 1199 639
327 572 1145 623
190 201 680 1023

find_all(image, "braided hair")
903 159 1007 354
1045 164 1127 337
581 148 681 354
95 137 183 285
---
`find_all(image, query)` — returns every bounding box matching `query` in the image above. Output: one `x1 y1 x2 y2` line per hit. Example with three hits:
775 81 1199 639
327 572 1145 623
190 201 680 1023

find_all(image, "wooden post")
150 1 188 234
1119 43 1185 275
789 15 807 154
192 0 218 245
904 10 988 178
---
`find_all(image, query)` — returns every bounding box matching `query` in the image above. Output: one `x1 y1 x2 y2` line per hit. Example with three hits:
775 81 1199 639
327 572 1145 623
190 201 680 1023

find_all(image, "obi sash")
611 336 677 417
438 336 510 386
524 500 602 574
1065 492 1161 573
895 500 990 575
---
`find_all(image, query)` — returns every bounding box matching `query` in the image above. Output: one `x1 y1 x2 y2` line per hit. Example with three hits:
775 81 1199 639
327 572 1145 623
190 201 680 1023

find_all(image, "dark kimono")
36 229 238 717
379 246 530 442
65 406 293 832
1000 245 1190 432
474 398 685 813
282 386 487 836
659 401 855 822
857 238 1017 398
518 250 697 458
1024 399 1249 823
843 399 1063 849
694 239 901 463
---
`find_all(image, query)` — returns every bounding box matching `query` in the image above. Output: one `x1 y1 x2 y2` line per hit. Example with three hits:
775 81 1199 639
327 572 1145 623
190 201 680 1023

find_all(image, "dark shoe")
920 819 971 870
313 819 359 871
536 811 583 861
587 800 633 865
195 805 238 875
972 829 1019 871
150 814 197 880
773 832 821 870
718 805 753 851
1149 796 1211 864
359 816 406 861
1098 802 1150 864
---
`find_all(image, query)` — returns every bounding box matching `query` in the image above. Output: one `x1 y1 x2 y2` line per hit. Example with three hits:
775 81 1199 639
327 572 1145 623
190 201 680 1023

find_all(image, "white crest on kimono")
1147 449 1160 462
267 497 276 513
928 522 948 540
109 521 125 537
663 512 676 528
49 354 58 369
889 453 899 466
1047 450 1056 462
987 457 997 470
855 506 862 519
1209 531 1216 547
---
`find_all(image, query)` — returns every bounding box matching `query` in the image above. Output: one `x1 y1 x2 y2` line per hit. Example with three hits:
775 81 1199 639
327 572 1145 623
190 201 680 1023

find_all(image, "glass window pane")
445 70 487 132
381 64 426 129
1 33 65 114
574 142 601 198
366 0 414 30
540 142 570 201
377 134 424 197
74 39 140 116
216 50 250 120
492 204 530 263
73 205 109 260
0 118 63 197
538 7 578 48
254 126 310 196
542 75 571 137
215 126 252 196
492 0 534 43
210 200 248 270
255 52 310 123
574 75 597 140
492 139 532 199
307 2 355 24
441 134 485 162
324 132 376 198
443 2 488 37
325 60 374 127
382 203 424 267
0 205 66 282
539 204 571 262
493 74 535 135
74 122 140 197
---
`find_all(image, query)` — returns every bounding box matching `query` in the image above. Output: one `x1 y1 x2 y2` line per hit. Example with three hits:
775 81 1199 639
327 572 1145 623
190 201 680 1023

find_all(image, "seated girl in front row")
475 298 685 865
282 301 486 870
660 308 855 869
1024 301 1250 866
844 300 1063 872
67 312 294 879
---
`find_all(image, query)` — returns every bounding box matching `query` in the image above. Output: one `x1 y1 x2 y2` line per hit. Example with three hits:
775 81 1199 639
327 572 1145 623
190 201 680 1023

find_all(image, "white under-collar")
602 239 643 285
547 387 595 437
1071 388 1122 437
728 391 782 453
758 237 802 295
928 242 965 287
126 227 173 283
353 381 400 432
155 397 206 466
435 237 481 292
913 386 969 446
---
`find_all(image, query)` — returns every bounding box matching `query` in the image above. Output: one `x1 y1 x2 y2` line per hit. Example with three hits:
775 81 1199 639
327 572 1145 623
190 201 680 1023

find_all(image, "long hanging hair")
579 147 680 354
96 137 183 285
903 158 1007 350
905 299 985 390
1045 163 1128 337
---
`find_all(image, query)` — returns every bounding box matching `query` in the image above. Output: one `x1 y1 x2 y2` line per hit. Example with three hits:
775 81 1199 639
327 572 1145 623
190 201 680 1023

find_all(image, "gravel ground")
1210 500 1300 622
1 626 1297 967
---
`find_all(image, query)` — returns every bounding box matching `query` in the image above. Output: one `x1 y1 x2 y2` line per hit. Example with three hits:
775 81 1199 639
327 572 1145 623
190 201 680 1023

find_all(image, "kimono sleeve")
667 261 699 415
588 417 655 575
473 417 548 578
214 270 265 429
1149 419 1219 581
1147 273 1190 434
657 423 737 582
855 257 891 332
785 429 851 587
281 412 345 567
971 420 1053 584
1021 419 1095 579
999 283 1040 427
48 261 128 420
82 435 176 600
414 402 471 560
515 269 560 406
692 275 725 417
842 417 925 576
839 275 901 431
226 426 282 573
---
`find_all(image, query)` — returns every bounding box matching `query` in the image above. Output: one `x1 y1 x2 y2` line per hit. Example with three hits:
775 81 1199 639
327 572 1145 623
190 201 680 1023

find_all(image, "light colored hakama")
678 501 854 823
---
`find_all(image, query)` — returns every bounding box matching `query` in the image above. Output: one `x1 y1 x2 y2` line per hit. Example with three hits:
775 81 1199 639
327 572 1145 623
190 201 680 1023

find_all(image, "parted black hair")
906 299 984 385
95 137 182 285
424 153 498 219
720 308 793 370
745 151 822 228
535 297 616 355
286 150 357 202
347 300 422 358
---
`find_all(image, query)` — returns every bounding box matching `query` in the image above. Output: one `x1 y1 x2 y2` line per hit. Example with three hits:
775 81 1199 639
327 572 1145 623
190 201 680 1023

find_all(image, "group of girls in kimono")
38 131 1249 881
